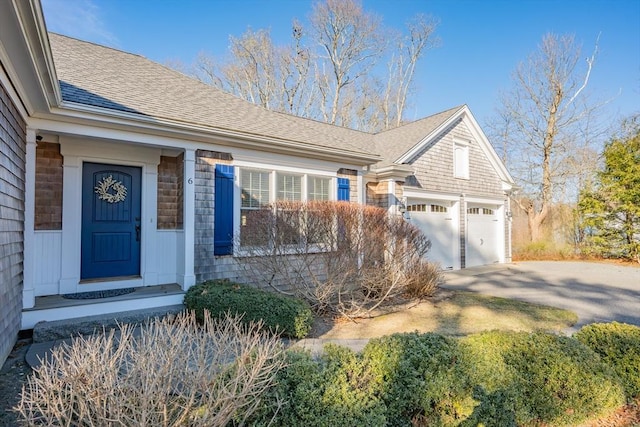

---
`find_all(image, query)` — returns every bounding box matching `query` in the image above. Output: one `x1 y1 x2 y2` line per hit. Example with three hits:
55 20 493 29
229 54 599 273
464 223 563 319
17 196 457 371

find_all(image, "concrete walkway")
442 261 640 331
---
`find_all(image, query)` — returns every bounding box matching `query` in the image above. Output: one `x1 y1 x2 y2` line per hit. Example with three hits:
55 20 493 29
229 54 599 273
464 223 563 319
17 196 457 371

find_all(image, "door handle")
135 217 141 242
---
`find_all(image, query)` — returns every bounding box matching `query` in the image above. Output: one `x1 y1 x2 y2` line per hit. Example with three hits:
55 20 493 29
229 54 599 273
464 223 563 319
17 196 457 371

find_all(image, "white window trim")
276 172 303 201
453 139 470 180
233 165 338 257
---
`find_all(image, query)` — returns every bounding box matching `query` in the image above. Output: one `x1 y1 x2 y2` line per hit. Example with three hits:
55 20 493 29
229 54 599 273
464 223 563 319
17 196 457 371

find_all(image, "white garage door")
407 201 456 270
466 205 500 267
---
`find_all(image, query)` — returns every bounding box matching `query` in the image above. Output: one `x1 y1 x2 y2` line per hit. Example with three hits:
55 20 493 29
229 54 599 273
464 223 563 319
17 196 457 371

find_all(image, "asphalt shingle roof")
372 106 464 166
48 33 460 166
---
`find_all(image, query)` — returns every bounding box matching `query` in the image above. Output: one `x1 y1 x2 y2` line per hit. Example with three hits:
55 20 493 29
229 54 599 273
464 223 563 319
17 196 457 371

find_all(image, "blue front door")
81 163 142 280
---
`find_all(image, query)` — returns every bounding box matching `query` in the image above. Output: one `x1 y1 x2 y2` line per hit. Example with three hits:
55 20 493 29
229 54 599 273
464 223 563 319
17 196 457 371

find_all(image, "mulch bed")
0 336 31 426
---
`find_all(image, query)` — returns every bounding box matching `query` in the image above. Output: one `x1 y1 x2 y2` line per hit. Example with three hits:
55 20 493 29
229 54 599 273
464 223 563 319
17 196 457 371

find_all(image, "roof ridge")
374 104 466 136
48 32 470 163
48 32 148 60
49 32 254 104
268 108 374 136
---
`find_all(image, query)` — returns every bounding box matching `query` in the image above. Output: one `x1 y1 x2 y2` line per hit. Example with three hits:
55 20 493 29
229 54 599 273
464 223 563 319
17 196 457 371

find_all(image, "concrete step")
32 304 185 343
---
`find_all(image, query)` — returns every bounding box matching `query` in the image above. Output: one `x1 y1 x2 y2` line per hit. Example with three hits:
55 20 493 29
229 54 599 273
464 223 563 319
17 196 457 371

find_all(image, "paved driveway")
442 261 640 330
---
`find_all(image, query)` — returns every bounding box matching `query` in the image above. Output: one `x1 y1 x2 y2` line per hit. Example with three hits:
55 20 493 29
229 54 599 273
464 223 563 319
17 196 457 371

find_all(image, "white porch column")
356 172 364 205
387 179 396 215
22 128 37 308
505 196 512 263
142 160 159 285
180 149 196 290
59 153 82 293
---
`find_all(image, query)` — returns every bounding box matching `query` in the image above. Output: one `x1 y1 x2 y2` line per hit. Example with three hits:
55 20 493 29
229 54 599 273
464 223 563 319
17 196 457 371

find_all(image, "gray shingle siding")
194 152 216 283
0 79 26 365
407 119 503 198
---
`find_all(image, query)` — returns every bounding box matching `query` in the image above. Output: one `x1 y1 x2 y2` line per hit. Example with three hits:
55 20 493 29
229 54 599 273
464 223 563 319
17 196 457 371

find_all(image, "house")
0 0 514 365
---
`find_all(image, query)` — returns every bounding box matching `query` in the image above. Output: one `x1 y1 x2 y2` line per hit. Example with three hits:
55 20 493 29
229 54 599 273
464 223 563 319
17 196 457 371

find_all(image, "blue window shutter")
337 177 350 201
214 164 234 255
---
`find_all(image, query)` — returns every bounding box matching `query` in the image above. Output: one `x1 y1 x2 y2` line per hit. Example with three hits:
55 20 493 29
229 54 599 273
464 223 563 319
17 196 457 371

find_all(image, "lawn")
310 290 578 339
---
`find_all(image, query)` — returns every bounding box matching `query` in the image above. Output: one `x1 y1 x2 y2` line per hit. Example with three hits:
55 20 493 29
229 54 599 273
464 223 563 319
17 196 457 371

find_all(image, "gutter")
34 102 382 166
366 164 415 181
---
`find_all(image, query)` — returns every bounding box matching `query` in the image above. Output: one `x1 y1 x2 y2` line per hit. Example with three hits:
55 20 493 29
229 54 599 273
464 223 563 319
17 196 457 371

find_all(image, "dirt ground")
0 336 31 426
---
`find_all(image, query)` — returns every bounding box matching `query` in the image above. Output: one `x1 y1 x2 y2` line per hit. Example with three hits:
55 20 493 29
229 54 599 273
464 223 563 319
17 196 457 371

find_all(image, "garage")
406 200 458 270
466 204 501 267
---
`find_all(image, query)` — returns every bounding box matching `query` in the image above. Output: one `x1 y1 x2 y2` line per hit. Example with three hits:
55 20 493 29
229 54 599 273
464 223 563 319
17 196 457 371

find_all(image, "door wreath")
95 175 127 203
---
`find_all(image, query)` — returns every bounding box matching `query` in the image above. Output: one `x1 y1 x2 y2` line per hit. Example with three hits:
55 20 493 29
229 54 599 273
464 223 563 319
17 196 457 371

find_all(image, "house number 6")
188 178 193 184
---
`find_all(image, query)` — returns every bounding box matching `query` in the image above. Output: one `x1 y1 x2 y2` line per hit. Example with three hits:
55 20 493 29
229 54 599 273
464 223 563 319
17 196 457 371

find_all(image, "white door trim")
58 136 161 294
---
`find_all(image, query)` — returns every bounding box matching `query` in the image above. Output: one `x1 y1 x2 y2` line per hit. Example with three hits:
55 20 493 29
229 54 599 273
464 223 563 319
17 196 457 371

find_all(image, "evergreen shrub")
362 332 475 426
574 322 640 398
460 330 625 426
184 279 313 338
250 347 387 426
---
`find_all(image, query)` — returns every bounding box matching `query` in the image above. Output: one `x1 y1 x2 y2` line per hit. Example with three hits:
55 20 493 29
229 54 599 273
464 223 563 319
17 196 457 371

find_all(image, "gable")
371 106 464 166
405 118 506 198
399 106 513 189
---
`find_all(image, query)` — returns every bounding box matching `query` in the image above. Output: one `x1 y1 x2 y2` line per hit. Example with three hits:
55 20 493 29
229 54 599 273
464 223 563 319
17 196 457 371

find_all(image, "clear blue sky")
42 0 639 129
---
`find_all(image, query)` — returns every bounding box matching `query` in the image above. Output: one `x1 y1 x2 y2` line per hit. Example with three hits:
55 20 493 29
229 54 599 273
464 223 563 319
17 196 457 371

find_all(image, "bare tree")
382 14 440 129
195 28 318 117
309 0 385 126
189 0 439 132
495 33 603 242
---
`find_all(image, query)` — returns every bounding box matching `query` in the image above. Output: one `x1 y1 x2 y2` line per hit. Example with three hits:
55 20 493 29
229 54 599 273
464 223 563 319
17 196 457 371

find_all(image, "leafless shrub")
404 259 442 299
239 201 439 318
16 311 285 426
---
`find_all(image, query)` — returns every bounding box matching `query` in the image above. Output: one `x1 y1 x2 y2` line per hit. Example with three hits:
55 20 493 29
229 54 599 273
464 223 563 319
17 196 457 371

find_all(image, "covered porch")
21 125 198 329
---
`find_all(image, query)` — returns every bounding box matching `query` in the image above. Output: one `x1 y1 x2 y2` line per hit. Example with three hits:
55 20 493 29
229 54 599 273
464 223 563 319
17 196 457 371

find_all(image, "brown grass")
309 290 578 339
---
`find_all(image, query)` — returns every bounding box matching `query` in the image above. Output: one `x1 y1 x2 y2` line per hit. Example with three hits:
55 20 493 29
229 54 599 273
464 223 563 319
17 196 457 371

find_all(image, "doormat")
62 288 136 300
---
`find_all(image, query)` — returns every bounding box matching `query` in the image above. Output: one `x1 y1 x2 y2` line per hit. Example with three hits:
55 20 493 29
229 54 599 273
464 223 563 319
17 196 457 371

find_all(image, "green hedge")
362 333 475 426
460 330 625 426
574 322 640 398
183 280 313 339
251 347 387 426
247 328 628 426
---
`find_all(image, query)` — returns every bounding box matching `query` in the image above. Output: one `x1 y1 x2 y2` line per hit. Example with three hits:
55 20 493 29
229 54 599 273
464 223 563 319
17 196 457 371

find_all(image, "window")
236 169 339 250
240 169 270 246
407 204 427 212
308 177 330 200
454 141 469 179
277 173 302 201
241 169 270 208
407 204 447 213
483 208 494 215
276 173 302 245
467 207 480 215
